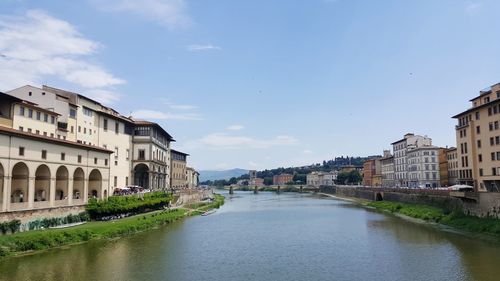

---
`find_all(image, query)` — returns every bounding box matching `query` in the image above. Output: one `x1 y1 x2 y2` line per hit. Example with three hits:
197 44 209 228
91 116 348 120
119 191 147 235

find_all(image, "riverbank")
0 194 225 259
367 201 500 239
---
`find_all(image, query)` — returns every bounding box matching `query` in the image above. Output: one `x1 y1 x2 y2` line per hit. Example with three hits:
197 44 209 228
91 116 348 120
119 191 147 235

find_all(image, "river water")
1 191 500 281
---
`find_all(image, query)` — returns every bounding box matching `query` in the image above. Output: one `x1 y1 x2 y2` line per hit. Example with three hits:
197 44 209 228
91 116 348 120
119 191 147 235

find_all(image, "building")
273 173 293 185
391 133 432 187
132 121 173 191
380 150 395 188
249 177 264 186
362 158 382 187
452 83 500 191
446 147 459 186
438 147 450 187
186 167 199 188
0 92 112 214
307 171 338 187
170 149 188 189
407 146 440 188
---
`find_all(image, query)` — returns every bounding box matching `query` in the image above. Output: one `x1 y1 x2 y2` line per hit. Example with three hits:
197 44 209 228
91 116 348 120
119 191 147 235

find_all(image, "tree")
263 177 273 186
293 174 306 184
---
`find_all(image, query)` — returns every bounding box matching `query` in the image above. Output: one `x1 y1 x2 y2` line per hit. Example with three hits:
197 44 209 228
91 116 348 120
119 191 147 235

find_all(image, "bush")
86 192 172 220
0 220 21 235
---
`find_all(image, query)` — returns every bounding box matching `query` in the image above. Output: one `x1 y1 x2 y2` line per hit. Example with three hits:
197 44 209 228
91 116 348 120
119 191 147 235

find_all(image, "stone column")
28 176 35 209
83 179 89 204
2 176 10 212
68 178 74 206
149 173 153 190
49 177 56 207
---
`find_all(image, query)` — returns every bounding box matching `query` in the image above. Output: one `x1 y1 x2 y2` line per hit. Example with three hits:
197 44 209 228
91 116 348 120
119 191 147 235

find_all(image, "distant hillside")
199 168 249 182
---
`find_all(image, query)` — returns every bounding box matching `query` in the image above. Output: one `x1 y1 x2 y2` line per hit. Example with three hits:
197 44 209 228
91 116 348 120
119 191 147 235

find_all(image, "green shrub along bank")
0 220 21 235
189 194 226 215
0 209 187 258
27 213 90 231
0 194 226 258
86 192 172 220
367 201 500 237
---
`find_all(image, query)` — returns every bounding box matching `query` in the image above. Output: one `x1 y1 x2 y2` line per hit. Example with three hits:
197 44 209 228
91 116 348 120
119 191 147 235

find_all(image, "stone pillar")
49 177 56 207
254 186 258 194
149 173 153 190
2 176 10 212
83 179 89 204
229 186 234 195
68 178 74 205
28 176 35 209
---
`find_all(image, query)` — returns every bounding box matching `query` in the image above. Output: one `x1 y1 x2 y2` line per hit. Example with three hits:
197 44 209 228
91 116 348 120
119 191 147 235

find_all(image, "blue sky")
1 0 499 170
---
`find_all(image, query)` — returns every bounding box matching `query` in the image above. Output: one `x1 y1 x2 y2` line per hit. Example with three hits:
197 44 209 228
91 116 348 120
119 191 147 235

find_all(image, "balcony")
455 123 470 130
0 116 12 128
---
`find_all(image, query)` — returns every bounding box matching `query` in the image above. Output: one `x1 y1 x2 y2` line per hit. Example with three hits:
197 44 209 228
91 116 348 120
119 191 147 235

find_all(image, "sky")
0 0 499 171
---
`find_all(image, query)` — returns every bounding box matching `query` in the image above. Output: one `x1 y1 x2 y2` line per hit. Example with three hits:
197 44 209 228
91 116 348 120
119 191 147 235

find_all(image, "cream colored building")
453 82 500 191
392 133 432 187
186 167 199 188
170 149 188 189
307 171 337 187
0 93 111 214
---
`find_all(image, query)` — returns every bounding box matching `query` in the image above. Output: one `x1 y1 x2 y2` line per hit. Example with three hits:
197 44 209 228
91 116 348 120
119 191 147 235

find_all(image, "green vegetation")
0 220 21 235
336 170 362 185
86 192 172 220
0 194 225 259
27 213 90 231
367 201 500 237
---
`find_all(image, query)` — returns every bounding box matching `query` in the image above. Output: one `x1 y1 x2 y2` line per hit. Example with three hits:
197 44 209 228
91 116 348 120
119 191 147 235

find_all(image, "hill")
199 168 249 182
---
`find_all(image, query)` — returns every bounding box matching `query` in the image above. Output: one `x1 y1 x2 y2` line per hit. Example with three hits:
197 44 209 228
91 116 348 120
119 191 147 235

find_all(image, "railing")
0 116 12 127
33 201 50 209
54 199 69 207
73 199 85 205
9 202 29 211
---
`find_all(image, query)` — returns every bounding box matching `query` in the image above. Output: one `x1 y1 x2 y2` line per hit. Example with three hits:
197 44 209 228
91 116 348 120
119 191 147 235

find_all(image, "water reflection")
1 192 500 281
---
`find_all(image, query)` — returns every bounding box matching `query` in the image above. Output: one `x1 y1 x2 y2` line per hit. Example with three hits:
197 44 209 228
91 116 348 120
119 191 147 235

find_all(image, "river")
1 191 500 281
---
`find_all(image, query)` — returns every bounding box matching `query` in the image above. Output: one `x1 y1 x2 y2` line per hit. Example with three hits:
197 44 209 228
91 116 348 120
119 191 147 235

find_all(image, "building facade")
453 83 500 192
438 147 450 187
273 174 293 185
391 133 432 187
363 158 382 187
407 146 440 188
307 171 338 187
0 94 112 214
186 167 199 188
380 151 395 187
170 149 188 189
446 147 459 186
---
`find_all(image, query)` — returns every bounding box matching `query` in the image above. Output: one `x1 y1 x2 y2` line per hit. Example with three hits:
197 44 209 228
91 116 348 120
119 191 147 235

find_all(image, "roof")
468 83 500 101
133 120 175 141
171 149 189 156
452 98 500 118
0 92 61 116
0 126 113 153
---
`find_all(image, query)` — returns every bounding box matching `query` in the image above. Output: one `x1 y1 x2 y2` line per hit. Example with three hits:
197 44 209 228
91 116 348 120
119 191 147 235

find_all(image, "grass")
367 201 500 237
0 194 226 259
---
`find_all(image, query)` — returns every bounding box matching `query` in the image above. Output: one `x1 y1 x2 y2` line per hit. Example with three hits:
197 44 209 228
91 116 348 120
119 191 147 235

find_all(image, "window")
114 147 119 159
491 137 495 146
126 177 129 186
493 168 497 176
41 150 47 159
84 128 87 134
27 128 32 133
115 122 119 134
69 108 76 118
105 159 108 166
78 126 81 133
71 126 74 133
83 107 93 117
19 126 23 131
138 149 145 160
44 113 48 122
94 158 98 164
480 169 484 176
50 116 55 124
28 91 32 96
114 176 117 187
36 112 41 120
479 154 483 162
50 133 54 138
476 111 480 120
19 106 25 116
492 152 495 161
496 121 499 130
19 147 25 156
490 122 494 131
61 153 65 161
28 109 33 118
477 126 481 134
478 140 482 148
78 155 82 163
103 119 108 131
126 149 130 160
115 161 118 166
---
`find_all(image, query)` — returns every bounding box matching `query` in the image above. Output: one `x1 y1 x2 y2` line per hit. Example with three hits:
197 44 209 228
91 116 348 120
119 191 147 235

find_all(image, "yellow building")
453 82 500 191
170 149 189 189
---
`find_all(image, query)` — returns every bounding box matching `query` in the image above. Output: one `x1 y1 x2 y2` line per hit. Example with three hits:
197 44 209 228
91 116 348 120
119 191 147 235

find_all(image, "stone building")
446 147 459 186
0 93 111 215
273 174 293 185
186 167 199 188
452 82 500 191
380 150 395 188
391 133 432 187
407 146 440 188
362 158 382 187
307 171 338 187
438 147 450 187
170 149 188 189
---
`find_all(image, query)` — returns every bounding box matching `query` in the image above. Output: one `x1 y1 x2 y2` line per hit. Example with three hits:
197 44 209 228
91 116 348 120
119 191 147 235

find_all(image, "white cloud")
0 10 124 100
303 149 313 154
131 109 202 120
187 44 221 51
169 104 197 110
226 125 244 131
83 89 121 104
92 0 191 29
191 133 298 149
465 1 483 13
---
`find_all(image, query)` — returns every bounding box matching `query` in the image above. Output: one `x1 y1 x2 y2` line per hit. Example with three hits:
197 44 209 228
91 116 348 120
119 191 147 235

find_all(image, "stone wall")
173 189 214 207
